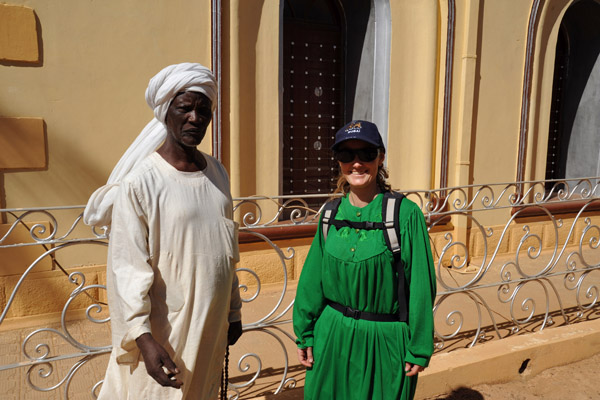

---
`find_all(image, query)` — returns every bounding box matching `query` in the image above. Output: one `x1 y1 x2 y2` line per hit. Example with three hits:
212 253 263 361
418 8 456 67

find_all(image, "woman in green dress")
293 120 437 399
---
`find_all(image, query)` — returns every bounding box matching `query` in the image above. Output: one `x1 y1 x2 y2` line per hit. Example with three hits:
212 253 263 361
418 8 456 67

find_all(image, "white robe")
98 152 241 400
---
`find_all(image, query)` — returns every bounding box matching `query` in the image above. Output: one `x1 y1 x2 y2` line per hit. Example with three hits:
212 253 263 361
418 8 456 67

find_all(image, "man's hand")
405 362 425 377
136 333 183 388
297 347 314 368
228 320 243 345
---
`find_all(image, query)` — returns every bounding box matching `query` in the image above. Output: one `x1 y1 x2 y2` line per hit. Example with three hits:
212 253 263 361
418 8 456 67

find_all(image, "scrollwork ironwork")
3 177 600 397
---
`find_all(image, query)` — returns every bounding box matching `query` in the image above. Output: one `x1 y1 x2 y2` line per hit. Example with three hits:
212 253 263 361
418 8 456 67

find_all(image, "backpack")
320 191 408 322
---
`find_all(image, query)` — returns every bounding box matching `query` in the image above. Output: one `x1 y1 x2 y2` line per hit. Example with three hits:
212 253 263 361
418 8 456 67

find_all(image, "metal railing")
1 177 600 398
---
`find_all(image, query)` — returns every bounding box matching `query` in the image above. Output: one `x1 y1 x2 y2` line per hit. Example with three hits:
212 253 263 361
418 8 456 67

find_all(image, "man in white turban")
86 63 242 399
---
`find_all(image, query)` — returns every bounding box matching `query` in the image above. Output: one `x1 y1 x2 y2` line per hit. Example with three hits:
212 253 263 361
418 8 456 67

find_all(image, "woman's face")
336 139 385 192
165 91 212 147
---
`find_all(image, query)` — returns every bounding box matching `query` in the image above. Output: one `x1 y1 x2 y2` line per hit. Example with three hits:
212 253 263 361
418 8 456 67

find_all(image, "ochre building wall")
1 1 592 323
0 1 213 210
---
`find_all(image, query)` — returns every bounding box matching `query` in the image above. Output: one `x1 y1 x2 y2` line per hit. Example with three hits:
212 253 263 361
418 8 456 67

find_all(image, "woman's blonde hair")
333 164 392 195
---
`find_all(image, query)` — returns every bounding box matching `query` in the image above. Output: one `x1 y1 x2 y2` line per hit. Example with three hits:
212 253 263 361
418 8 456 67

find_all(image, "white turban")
83 63 218 227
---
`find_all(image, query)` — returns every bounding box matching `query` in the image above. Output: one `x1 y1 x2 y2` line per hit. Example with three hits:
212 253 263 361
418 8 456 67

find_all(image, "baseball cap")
331 120 385 152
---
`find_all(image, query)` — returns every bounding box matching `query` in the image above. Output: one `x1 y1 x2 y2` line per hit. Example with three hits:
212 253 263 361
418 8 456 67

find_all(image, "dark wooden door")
282 21 344 203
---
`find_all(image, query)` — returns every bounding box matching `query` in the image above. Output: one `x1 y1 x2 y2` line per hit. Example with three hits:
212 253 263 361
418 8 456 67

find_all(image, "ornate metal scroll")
21 269 111 398
419 178 600 350
2 177 600 398
0 207 109 398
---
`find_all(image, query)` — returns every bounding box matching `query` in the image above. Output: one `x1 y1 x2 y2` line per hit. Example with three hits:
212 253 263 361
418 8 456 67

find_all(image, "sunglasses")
334 147 380 163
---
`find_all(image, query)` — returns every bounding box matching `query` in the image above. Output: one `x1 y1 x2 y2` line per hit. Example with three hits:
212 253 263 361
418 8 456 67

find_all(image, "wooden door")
282 18 344 205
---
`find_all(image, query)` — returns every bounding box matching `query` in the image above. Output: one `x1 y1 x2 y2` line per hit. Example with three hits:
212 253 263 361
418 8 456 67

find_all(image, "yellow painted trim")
0 4 39 63
0 117 46 171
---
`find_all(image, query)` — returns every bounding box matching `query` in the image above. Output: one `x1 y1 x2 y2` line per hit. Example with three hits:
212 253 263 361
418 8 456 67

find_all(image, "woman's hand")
136 333 183 388
404 362 425 377
297 347 314 368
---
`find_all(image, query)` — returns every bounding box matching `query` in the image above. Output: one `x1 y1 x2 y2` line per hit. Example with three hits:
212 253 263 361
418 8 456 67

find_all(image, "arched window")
544 0 600 191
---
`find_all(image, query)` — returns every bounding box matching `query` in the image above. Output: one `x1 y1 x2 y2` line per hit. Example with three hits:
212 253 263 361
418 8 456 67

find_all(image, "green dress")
293 193 436 399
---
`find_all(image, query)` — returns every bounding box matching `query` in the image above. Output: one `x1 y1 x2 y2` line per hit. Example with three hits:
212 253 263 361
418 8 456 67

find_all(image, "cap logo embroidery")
346 121 362 134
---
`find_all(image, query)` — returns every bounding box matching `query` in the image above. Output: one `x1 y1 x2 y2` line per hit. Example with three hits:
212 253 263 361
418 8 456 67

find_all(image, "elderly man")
85 63 242 399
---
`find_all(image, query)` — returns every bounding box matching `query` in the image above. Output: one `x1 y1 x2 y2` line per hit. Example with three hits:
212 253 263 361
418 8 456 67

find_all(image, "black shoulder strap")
321 197 341 241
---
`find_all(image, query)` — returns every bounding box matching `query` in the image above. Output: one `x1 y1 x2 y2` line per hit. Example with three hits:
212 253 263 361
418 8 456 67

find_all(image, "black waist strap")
327 300 403 322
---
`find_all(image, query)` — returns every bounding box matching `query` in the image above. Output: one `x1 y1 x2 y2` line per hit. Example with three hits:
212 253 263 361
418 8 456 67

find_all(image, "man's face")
165 91 212 147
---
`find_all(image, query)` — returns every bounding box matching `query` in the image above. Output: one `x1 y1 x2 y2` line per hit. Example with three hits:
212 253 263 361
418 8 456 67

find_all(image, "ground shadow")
434 386 485 400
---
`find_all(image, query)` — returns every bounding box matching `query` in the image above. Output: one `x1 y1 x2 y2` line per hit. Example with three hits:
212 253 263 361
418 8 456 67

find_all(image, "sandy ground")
255 352 600 400
427 352 600 400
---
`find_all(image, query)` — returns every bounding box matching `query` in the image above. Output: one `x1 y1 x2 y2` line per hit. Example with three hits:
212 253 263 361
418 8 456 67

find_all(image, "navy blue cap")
331 120 385 152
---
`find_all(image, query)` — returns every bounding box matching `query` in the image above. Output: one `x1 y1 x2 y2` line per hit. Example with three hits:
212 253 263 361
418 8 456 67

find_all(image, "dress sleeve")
401 202 437 367
293 218 327 349
109 181 154 353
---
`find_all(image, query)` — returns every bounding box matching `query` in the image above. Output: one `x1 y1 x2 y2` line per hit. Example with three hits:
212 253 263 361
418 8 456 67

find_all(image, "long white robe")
98 152 241 400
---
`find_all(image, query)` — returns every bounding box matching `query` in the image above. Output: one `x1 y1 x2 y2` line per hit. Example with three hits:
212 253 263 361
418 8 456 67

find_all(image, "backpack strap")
329 220 386 230
382 191 404 255
321 192 408 323
382 191 407 322
321 197 341 241
322 196 387 240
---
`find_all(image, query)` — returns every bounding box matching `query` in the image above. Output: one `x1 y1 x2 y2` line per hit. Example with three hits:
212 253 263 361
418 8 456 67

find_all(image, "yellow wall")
376 0 570 192
469 1 529 185
441 0 576 189
0 0 213 209
388 0 439 191
1 0 579 207
440 0 529 189
3 1 599 318
225 0 280 200
1 0 593 265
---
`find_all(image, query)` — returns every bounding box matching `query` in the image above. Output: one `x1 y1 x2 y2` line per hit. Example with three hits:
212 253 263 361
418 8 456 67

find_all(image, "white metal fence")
1 177 600 398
